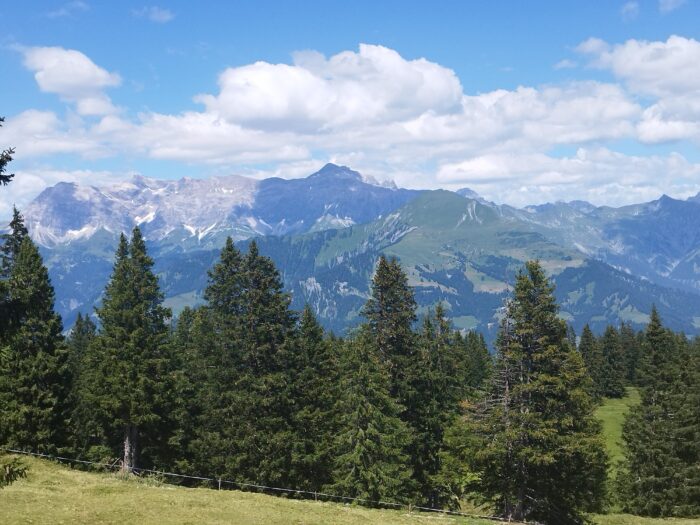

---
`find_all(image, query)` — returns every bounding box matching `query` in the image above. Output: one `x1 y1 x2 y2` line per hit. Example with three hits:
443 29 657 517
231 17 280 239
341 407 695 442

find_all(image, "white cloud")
437 148 700 207
7 40 700 207
46 1 89 18
578 35 700 143
0 168 117 219
20 46 121 115
582 35 700 97
659 0 686 13
621 1 640 21
132 6 175 23
554 59 577 70
196 44 463 132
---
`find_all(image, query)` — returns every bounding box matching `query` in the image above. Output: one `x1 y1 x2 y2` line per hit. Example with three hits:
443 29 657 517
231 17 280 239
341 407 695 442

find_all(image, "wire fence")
1 447 521 523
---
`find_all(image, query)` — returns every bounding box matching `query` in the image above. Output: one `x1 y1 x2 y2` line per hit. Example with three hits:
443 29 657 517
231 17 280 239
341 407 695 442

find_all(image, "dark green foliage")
408 305 466 507
600 326 626 398
288 305 340 492
327 331 413 504
617 308 700 517
190 239 297 486
462 261 607 524
619 322 641 385
0 456 26 488
0 206 29 279
0 117 14 186
0 238 70 453
75 228 172 471
460 330 492 393
579 324 605 399
67 313 96 379
361 255 417 395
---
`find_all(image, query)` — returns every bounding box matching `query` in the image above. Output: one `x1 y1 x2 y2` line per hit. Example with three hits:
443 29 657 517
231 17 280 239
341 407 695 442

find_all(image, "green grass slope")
595 387 642 469
2 455 698 524
0 456 493 525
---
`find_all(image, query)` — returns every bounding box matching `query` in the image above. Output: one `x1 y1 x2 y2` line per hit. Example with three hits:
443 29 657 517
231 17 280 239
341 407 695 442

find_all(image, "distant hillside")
13 164 700 336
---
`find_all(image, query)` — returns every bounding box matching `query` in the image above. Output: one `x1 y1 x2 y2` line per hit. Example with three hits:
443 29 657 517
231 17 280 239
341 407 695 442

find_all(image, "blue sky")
2 0 700 215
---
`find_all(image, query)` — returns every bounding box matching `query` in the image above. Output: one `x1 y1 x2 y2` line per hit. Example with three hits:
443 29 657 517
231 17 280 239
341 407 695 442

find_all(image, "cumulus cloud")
195 45 463 132
20 46 121 115
132 6 175 23
7 40 700 207
578 35 700 143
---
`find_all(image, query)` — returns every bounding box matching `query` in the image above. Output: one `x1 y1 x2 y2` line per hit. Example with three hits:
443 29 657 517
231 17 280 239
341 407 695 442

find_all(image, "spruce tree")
0 206 29 278
579 324 605 399
81 228 172 472
235 240 296 484
619 322 641 386
600 325 626 398
289 305 340 492
0 125 26 487
462 330 492 393
0 238 70 453
464 261 607 524
67 312 96 379
409 304 466 507
192 239 296 485
361 254 417 399
618 308 699 517
327 331 414 504
188 238 245 478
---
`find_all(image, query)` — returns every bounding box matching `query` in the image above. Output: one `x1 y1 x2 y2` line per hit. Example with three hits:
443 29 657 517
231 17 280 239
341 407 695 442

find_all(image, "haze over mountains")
16 163 700 338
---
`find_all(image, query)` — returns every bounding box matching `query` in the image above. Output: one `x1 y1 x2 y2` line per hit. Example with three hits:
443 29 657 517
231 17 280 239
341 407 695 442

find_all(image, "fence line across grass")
1 446 522 523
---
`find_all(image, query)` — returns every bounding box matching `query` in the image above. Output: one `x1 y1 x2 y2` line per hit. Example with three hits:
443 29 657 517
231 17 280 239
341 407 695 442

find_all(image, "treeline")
1 214 698 523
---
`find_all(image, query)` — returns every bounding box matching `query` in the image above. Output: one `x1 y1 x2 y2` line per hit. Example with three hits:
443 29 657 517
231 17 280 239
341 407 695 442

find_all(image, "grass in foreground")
0 456 493 525
2 456 698 525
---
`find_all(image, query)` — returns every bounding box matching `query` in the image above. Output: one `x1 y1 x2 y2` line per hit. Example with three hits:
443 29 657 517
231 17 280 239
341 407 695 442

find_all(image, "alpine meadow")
2 2 700 524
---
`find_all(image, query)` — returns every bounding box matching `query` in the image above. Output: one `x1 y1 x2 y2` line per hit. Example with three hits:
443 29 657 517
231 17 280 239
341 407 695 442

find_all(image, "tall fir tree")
579 324 605 399
463 261 607 524
187 238 245 478
288 305 340 492
0 238 70 453
0 123 26 488
79 228 172 471
600 325 627 398
361 255 417 399
461 330 492 393
192 239 297 485
619 322 641 386
409 304 472 507
618 308 699 517
0 206 29 278
327 331 414 504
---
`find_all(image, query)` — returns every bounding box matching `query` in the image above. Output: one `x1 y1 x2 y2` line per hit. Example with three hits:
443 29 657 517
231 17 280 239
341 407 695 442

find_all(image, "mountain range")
13 163 700 340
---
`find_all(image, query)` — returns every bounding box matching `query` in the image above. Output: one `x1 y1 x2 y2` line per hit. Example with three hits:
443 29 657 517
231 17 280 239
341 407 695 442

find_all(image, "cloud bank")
3 38 700 211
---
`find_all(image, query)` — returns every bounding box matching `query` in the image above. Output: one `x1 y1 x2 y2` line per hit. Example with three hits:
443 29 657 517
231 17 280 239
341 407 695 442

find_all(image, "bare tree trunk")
122 425 138 473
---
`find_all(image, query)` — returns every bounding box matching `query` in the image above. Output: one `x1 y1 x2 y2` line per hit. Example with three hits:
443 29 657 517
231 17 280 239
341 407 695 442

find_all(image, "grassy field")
2 455 699 525
595 387 641 469
0 456 496 525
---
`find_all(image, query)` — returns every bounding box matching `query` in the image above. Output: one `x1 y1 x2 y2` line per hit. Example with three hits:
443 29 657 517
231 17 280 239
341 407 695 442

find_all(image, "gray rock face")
24 164 419 248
